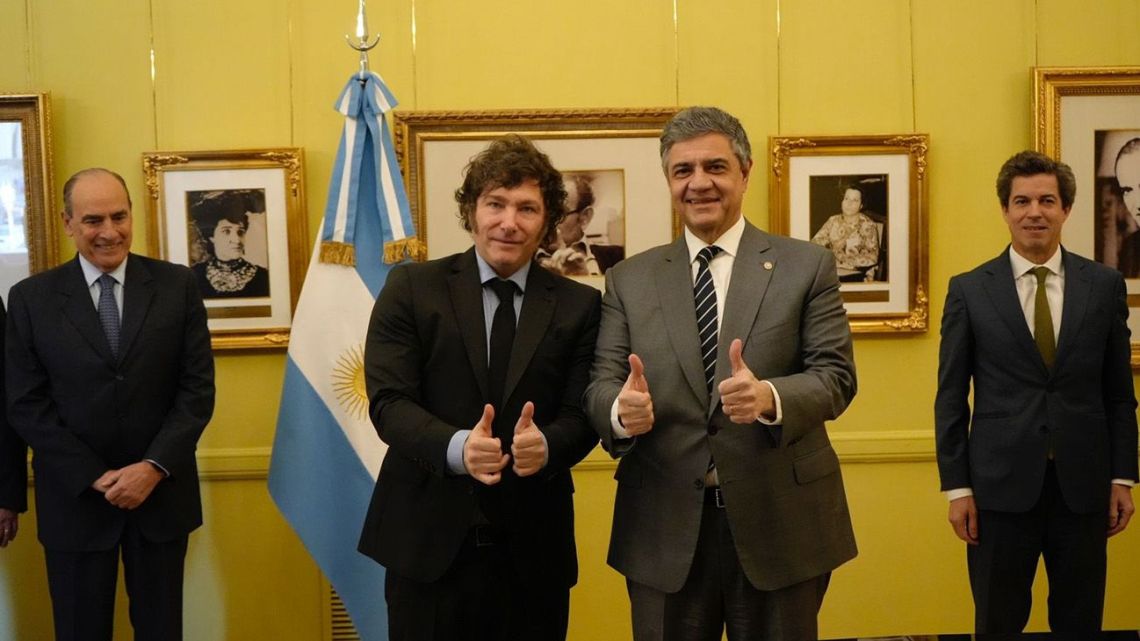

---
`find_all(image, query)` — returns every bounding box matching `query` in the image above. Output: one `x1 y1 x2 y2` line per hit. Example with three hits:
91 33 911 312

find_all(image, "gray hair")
659 106 752 171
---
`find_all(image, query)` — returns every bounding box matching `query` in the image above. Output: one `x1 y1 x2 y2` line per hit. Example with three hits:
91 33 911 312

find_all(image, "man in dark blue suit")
5 168 215 641
936 150 1138 634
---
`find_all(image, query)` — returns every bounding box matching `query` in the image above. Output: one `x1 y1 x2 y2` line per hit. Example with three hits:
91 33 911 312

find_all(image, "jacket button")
707 423 718 435
693 479 704 490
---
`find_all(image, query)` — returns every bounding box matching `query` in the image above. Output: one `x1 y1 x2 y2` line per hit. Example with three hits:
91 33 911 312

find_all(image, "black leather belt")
704 487 726 508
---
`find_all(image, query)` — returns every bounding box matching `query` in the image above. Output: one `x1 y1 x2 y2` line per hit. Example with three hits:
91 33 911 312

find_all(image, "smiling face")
211 218 247 261
665 133 751 245
1002 173 1070 264
471 180 547 277
63 171 133 272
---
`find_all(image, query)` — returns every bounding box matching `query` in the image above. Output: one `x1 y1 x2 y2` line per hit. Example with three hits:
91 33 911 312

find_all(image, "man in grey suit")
935 150 1137 634
584 106 858 641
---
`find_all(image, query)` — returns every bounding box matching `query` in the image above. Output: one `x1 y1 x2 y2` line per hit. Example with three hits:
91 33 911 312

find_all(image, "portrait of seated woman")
810 183 883 282
188 190 270 298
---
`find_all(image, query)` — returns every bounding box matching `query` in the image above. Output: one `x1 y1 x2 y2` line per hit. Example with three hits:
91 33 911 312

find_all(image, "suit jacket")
583 222 858 593
5 254 215 551
0 299 28 513
357 248 601 587
935 247 1139 513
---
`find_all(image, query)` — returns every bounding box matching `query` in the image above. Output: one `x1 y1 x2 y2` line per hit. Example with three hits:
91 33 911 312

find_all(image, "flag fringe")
384 237 426 264
320 241 357 266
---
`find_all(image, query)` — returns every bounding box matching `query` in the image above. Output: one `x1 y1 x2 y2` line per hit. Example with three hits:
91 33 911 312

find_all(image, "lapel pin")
763 261 774 271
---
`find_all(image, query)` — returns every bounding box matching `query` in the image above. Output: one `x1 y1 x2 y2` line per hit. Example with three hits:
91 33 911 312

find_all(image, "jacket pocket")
792 446 840 485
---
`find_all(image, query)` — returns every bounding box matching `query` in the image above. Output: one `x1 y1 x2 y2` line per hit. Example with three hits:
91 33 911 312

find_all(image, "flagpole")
345 0 380 80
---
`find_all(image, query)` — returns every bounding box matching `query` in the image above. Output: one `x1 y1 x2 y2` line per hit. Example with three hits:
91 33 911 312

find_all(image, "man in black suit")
5 168 215 641
0 298 27 549
357 135 600 641
936 150 1138 634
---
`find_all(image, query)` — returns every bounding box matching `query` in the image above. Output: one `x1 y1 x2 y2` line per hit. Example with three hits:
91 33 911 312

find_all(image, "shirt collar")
78 253 128 287
475 251 529 293
684 214 746 262
1008 245 1063 278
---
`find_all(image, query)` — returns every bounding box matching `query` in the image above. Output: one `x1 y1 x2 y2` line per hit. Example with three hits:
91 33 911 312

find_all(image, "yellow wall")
2 0 1140 639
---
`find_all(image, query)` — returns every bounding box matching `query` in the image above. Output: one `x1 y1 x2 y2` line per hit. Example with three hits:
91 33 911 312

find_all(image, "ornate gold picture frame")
141 148 309 350
768 134 930 334
0 92 59 297
1033 66 1140 366
392 108 679 287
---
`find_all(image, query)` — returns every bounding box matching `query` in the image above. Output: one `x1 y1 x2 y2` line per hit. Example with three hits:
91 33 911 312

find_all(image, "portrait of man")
808 174 888 283
537 170 625 276
1093 129 1140 276
186 188 271 299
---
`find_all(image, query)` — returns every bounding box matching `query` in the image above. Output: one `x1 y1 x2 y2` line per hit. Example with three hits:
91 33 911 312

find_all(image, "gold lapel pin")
763 261 774 270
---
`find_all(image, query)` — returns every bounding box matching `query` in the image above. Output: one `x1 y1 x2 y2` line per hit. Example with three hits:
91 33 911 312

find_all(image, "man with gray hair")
585 106 858 640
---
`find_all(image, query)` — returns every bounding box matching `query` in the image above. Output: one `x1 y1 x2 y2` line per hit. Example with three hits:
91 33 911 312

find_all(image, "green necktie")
1032 266 1056 368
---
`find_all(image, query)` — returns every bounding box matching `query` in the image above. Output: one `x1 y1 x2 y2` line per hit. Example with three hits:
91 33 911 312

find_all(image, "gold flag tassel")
384 237 426 264
320 241 357 266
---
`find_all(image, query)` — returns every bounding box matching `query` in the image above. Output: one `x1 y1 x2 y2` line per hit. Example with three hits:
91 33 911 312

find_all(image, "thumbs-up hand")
617 353 654 436
717 338 775 424
511 401 547 477
464 404 510 485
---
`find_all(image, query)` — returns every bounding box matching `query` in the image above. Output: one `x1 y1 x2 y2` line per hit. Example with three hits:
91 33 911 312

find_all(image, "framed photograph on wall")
392 108 680 287
768 134 930 333
0 93 59 298
141 148 309 350
1034 65 1140 366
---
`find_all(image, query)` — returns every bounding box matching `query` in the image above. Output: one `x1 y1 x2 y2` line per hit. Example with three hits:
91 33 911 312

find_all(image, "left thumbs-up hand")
717 338 775 424
511 401 548 477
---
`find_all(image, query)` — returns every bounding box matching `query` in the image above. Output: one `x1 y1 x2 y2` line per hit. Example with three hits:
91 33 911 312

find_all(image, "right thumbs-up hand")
464 404 510 485
617 353 654 436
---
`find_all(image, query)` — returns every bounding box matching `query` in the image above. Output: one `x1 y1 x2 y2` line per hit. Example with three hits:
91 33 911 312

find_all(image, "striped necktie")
694 246 723 393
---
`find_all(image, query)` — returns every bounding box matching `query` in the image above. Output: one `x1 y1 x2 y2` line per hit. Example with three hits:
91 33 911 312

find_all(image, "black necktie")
97 273 121 356
487 279 518 411
694 246 723 393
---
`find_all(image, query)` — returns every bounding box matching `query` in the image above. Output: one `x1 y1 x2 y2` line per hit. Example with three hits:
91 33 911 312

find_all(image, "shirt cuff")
1112 478 1136 488
144 459 170 478
945 487 974 501
610 397 632 439
446 430 471 475
756 380 783 425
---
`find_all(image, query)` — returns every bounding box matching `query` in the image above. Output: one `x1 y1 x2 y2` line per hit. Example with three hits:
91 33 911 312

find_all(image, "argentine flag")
269 71 420 641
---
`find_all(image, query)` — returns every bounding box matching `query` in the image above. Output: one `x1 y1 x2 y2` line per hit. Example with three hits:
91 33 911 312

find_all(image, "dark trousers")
628 500 830 641
969 462 1108 634
43 526 188 641
385 527 570 641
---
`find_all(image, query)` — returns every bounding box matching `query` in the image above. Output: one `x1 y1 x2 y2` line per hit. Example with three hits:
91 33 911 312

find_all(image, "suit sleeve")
934 275 975 491
365 264 463 475
1103 272 1139 482
764 248 857 446
142 268 216 477
5 283 108 495
583 266 634 456
0 299 28 513
537 287 601 473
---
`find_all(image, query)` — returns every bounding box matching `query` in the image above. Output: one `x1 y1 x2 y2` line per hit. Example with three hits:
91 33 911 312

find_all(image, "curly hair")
454 135 567 241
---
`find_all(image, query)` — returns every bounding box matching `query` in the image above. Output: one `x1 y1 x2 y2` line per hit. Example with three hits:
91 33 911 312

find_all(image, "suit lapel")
980 249 1048 374
1054 248 1090 370
655 238 708 407
118 255 155 363
504 263 556 405
714 224 774 412
58 258 115 361
447 249 490 401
